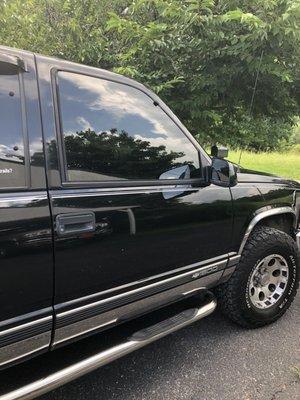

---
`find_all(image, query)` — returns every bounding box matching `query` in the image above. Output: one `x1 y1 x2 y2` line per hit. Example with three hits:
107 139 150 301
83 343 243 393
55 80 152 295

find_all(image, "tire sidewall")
242 243 298 322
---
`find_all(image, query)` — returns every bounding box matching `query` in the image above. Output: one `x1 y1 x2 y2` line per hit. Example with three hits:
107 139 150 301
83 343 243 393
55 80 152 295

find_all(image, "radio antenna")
238 49 264 167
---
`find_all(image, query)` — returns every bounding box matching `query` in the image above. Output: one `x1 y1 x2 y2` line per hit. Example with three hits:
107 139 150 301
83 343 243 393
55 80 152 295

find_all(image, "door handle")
56 213 96 237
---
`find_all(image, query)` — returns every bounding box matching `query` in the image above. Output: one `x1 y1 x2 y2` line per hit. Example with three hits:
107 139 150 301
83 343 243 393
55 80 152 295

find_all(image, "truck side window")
0 71 26 188
57 71 201 182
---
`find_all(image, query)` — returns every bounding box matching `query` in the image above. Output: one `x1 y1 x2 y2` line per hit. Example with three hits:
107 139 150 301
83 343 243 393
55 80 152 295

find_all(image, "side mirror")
210 157 237 187
211 145 228 159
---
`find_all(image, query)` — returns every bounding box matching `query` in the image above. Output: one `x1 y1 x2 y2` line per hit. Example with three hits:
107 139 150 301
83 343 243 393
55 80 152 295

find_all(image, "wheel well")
255 213 294 237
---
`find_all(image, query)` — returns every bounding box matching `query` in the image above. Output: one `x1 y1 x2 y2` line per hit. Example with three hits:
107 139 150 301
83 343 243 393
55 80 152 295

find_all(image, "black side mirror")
211 145 228 159
210 157 237 187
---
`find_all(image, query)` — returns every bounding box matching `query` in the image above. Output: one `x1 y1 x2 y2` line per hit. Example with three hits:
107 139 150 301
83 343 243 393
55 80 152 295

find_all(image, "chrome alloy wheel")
248 254 289 309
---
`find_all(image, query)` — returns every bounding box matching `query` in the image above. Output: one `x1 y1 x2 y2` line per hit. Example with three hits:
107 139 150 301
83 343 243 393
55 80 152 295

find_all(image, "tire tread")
216 226 299 328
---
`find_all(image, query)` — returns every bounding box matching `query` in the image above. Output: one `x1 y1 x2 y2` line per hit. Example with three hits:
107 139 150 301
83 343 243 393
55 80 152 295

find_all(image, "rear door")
37 58 234 346
0 48 53 368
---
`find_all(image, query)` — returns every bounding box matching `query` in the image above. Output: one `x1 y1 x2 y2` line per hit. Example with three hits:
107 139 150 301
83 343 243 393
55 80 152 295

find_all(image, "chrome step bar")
0 295 217 400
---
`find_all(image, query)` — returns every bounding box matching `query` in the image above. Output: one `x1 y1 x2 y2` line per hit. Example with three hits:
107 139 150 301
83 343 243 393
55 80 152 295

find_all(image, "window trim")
0 70 30 192
51 68 208 189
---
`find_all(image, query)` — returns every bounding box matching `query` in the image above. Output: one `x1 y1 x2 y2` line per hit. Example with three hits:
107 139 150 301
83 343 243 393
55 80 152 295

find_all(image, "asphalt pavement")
1 295 299 400
35 295 300 400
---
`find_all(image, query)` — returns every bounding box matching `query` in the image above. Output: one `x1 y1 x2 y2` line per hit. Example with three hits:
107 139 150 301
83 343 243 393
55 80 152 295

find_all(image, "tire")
216 226 299 328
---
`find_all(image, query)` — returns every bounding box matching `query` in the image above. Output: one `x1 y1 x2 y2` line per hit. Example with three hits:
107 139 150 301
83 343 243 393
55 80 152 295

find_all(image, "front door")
39 62 233 345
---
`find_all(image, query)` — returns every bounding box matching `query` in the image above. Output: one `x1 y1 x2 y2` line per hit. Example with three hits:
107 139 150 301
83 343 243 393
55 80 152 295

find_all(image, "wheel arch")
238 206 297 255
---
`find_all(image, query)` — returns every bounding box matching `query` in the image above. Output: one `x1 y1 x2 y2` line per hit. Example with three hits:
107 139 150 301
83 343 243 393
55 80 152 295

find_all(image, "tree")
1 0 299 150
0 0 124 68
106 0 300 150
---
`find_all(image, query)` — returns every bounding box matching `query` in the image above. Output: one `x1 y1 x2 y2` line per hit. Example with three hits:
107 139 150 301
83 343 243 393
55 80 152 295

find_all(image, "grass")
227 145 300 181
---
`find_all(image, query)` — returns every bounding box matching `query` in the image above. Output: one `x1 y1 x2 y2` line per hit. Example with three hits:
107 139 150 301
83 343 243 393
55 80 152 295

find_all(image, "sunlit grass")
227 145 300 181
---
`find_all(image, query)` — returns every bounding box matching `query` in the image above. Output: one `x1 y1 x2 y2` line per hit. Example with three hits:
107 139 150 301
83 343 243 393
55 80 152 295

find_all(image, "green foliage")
0 0 299 151
106 0 300 150
0 0 126 68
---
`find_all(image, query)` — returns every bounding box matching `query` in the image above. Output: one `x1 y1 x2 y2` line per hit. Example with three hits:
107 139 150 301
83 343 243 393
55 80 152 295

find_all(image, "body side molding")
53 254 240 346
0 332 51 369
0 310 53 369
55 253 234 313
55 254 238 327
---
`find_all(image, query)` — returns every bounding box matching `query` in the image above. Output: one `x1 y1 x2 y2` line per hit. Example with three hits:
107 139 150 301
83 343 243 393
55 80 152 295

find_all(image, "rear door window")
0 69 26 188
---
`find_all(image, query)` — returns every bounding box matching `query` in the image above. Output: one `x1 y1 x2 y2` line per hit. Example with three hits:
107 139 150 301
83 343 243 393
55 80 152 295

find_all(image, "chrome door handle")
56 213 95 237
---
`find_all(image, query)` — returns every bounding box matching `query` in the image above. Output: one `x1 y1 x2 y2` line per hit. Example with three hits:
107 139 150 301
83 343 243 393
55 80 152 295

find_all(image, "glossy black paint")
34 55 234 309
0 46 299 370
51 185 233 306
0 48 53 327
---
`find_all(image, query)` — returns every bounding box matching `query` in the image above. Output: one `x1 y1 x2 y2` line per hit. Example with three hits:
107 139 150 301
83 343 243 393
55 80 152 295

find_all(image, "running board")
0 294 217 400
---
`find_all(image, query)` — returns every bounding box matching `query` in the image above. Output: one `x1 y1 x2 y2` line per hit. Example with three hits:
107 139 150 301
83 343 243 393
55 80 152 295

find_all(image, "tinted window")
0 71 26 188
57 72 200 182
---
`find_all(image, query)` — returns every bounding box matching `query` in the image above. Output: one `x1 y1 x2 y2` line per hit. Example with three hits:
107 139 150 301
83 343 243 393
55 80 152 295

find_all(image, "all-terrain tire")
216 226 299 328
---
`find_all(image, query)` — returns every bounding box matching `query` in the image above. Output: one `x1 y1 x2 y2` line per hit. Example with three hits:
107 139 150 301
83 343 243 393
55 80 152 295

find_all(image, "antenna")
238 49 264 167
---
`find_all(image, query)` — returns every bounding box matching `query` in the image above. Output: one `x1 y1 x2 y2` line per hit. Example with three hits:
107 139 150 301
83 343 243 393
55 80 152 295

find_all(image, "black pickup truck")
0 46 299 399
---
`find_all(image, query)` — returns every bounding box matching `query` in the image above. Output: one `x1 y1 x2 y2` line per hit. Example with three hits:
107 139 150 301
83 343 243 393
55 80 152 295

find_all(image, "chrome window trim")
238 206 297 255
50 186 196 200
49 185 232 206
0 192 47 207
50 184 224 200
50 185 226 201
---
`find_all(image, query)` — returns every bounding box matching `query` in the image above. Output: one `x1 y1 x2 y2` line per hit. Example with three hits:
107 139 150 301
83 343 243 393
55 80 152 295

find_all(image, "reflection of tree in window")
63 129 195 181
57 72 201 182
